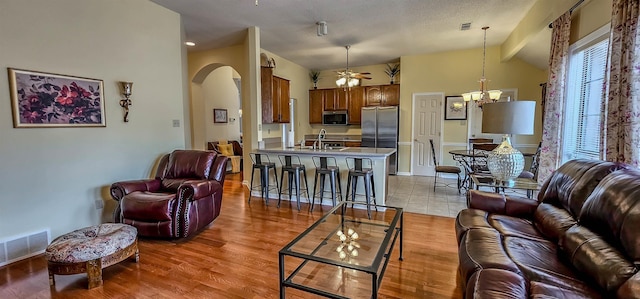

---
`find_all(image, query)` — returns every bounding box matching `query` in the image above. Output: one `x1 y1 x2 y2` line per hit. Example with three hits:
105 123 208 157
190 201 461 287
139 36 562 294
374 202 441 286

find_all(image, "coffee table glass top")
282 202 401 270
471 174 540 191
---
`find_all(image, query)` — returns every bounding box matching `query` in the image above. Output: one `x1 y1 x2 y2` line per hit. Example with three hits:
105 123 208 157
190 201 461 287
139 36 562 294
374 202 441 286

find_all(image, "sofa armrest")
177 180 222 201
110 179 162 201
468 190 539 217
209 155 229 182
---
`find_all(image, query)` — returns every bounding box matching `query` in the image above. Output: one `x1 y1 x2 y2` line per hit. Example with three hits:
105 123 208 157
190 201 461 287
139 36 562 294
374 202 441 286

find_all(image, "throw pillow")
218 144 234 156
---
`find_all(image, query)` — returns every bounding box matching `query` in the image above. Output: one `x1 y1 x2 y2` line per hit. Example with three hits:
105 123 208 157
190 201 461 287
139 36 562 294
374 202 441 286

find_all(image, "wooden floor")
0 173 463 298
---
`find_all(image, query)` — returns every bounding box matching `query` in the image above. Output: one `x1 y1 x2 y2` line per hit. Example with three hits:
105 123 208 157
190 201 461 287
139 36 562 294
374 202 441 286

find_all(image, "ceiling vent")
460 23 472 31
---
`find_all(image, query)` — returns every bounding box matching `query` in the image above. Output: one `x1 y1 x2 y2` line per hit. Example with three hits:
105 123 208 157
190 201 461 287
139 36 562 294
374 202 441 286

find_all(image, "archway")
191 63 243 149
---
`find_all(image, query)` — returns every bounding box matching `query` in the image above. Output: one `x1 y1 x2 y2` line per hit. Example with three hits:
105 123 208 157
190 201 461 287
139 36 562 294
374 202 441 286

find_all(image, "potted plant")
309 70 321 89
384 63 400 84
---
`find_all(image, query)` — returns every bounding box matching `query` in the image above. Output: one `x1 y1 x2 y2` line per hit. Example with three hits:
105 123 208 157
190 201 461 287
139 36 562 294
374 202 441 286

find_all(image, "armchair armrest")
209 155 229 182
177 180 222 201
467 190 539 218
110 179 162 201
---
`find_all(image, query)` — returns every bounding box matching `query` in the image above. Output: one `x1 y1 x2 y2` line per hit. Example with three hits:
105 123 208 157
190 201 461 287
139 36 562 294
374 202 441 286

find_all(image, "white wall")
202 66 242 142
0 0 186 240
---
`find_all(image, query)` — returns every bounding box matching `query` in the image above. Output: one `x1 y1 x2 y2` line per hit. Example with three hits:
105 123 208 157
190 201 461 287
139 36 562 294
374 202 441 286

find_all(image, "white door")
412 93 443 176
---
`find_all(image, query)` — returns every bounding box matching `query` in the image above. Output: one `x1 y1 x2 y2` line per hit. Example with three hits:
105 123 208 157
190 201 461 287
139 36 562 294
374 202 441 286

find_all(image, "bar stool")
278 155 310 211
310 156 343 211
345 157 376 219
249 153 279 206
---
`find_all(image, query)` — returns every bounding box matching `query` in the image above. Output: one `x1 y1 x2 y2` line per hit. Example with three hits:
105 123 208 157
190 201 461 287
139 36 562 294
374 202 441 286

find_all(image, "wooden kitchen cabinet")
309 89 323 124
382 84 400 106
364 84 400 107
272 76 290 123
261 67 290 123
344 141 362 147
347 86 364 125
364 85 383 107
323 89 348 111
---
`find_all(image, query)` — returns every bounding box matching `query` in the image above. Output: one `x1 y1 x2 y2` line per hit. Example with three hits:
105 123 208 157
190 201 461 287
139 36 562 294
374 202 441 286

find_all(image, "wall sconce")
119 82 133 122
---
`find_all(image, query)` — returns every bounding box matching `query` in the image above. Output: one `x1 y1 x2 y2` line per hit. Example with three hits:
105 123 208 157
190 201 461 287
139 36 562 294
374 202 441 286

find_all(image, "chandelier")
461 26 502 106
336 45 361 88
335 228 360 260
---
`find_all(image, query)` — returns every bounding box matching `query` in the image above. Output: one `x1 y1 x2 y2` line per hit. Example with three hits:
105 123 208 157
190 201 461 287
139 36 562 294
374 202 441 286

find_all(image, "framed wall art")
214 108 228 123
8 68 106 128
444 96 467 120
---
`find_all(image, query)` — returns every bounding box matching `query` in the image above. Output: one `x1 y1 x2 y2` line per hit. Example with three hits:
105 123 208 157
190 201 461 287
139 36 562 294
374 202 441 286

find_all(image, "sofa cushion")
580 169 640 262
466 269 527 299
561 225 637 292
530 281 603 299
218 143 234 156
505 236 594 293
538 159 605 207
455 209 493 243
534 203 577 243
488 215 546 241
121 191 175 221
458 228 521 281
164 150 216 180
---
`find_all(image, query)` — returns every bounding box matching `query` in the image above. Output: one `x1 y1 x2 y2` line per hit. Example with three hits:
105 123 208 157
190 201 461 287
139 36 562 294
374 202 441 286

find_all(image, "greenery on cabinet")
309 70 320 89
384 63 400 84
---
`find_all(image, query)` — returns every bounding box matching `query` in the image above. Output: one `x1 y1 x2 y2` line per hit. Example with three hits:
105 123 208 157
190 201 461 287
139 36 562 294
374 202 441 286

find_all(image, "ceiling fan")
336 45 371 88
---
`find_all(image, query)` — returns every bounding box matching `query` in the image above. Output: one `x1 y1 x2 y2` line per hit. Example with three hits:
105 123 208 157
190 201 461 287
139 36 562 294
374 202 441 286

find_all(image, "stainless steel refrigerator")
361 106 399 174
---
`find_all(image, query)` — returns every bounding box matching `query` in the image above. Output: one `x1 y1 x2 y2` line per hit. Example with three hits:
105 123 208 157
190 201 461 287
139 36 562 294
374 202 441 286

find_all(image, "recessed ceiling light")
185 41 196 46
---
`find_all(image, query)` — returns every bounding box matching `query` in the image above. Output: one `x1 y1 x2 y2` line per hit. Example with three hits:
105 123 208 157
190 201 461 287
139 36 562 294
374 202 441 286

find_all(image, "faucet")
313 129 327 150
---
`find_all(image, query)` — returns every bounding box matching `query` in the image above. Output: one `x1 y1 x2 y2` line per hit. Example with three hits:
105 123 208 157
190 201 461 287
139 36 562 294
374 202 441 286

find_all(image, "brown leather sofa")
110 150 228 238
456 159 640 298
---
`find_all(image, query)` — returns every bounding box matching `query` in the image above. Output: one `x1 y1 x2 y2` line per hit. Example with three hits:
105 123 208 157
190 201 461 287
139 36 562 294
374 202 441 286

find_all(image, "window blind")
562 36 608 162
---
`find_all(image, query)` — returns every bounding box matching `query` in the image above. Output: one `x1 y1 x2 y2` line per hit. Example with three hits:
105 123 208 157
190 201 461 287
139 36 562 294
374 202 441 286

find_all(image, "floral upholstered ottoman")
45 223 138 289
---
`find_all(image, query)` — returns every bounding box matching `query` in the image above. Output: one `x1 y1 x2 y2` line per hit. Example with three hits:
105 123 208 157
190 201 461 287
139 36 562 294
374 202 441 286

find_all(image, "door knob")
414 139 418 141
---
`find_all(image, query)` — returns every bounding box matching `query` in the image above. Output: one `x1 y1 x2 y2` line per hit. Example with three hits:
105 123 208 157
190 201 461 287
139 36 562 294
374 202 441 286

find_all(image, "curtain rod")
549 0 587 28
569 0 586 13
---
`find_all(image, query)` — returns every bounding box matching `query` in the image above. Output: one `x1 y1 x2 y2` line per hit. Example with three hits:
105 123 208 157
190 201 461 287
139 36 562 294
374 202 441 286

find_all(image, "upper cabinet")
381 84 400 106
309 89 323 124
364 86 383 107
365 84 399 107
348 86 364 125
261 67 290 124
308 84 398 125
322 89 348 111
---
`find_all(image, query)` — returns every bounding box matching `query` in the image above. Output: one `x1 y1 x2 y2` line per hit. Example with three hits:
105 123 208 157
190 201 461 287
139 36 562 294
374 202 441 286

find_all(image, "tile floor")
385 175 530 218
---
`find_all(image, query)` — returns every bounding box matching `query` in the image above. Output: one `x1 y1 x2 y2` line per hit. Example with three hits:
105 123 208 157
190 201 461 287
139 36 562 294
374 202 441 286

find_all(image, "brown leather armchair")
110 150 228 238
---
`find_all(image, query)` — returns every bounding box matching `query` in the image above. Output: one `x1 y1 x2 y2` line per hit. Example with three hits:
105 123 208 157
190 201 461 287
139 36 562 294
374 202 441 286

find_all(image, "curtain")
538 12 572 184
604 0 640 168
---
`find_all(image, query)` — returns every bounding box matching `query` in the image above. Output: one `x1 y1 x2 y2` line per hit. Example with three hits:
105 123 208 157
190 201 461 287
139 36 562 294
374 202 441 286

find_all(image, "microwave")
322 111 348 125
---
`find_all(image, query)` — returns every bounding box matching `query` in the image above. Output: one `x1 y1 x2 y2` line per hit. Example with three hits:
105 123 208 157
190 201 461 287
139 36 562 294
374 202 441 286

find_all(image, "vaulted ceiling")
151 0 551 70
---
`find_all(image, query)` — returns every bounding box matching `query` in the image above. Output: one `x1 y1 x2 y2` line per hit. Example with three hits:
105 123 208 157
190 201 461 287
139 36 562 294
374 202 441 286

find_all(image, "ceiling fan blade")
358 72 371 75
354 74 372 80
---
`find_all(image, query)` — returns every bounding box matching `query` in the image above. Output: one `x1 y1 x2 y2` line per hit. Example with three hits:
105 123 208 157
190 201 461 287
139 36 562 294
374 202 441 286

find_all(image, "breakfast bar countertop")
256 146 396 158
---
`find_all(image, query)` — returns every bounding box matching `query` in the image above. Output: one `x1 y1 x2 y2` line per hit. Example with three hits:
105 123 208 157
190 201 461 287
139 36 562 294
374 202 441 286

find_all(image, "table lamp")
481 101 536 186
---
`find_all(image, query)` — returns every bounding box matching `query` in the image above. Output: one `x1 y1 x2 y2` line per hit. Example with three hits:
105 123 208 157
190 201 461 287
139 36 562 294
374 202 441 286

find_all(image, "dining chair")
429 139 461 193
471 143 499 175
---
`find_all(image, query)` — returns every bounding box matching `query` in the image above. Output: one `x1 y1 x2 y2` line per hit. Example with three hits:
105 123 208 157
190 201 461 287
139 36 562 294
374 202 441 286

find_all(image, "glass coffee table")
279 201 403 299
471 174 540 197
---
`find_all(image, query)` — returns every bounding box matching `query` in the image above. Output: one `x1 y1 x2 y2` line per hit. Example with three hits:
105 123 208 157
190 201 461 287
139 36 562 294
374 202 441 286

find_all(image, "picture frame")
444 96 467 120
214 108 228 123
8 68 106 128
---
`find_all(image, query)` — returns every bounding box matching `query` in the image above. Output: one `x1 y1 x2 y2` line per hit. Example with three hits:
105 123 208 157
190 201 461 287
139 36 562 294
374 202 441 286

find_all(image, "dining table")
448 149 535 190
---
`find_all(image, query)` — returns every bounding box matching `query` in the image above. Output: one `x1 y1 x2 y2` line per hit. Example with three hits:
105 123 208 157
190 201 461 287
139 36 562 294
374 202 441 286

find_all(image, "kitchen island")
254 146 396 208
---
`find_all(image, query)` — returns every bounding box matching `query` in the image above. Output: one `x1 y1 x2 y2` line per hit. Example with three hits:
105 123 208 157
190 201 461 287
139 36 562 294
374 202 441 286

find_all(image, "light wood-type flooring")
0 173 463 298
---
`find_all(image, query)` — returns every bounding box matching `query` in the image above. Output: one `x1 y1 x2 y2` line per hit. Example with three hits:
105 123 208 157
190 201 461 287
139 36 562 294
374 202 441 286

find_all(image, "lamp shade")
481 101 535 135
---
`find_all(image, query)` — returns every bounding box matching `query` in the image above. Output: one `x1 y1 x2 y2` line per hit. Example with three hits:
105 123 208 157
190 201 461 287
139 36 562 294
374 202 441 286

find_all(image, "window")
561 25 610 163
